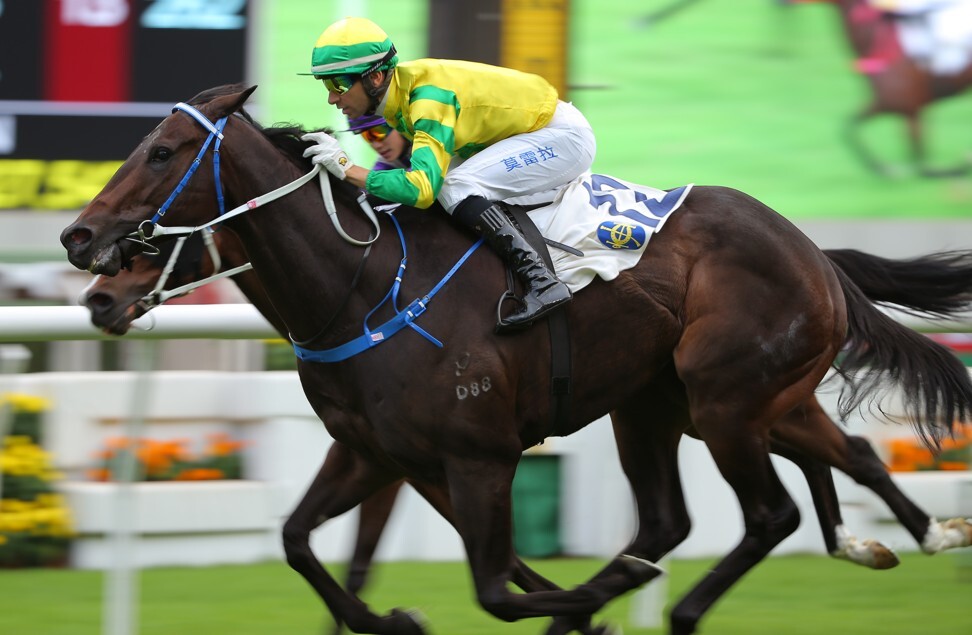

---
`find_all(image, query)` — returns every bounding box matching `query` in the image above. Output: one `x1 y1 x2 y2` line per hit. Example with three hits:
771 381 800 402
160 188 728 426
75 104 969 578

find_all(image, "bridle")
123 100 381 312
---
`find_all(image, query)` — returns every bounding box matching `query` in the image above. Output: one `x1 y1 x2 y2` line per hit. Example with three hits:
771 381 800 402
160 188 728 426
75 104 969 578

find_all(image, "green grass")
2 552 970 634
264 0 971 220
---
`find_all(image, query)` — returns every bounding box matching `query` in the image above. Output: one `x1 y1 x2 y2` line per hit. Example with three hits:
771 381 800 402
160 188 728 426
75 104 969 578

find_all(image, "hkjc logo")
597 221 645 250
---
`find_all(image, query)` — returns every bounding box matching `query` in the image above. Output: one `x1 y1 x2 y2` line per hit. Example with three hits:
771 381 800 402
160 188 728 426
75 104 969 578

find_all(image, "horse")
798 0 972 176
81 219 972 634
61 84 972 635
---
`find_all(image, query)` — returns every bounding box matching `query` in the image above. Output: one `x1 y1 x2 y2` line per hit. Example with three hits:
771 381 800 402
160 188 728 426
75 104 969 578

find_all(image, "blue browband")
151 103 229 224
292 213 483 363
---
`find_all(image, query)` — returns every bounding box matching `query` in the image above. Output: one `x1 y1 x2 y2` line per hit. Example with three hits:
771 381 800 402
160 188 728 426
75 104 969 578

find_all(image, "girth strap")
506 204 572 438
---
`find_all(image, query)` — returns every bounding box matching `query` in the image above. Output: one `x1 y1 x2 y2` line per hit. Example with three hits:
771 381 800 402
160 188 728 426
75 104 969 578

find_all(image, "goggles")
318 45 397 95
360 123 393 143
323 74 358 95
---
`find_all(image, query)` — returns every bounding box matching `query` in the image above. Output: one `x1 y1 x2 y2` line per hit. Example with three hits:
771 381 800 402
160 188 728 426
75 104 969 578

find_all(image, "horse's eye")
150 147 173 163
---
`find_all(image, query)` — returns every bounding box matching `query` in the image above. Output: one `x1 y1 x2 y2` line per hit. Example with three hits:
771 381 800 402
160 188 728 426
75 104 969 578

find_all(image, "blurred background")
2 0 971 307
0 1 970 633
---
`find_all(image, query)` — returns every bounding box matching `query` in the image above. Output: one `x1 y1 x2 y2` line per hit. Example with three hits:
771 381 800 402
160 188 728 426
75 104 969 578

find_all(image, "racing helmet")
305 17 398 78
346 114 388 134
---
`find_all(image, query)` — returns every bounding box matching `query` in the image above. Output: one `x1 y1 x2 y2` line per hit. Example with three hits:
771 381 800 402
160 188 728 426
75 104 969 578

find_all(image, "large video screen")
0 0 250 210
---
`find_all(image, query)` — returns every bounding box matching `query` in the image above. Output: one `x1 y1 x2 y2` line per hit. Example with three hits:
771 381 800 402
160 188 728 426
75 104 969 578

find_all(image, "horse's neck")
215 230 289 339
219 141 384 346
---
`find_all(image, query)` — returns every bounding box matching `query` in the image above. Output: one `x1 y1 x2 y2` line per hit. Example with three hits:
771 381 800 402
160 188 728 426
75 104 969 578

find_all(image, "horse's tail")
833 264 972 448
824 248 972 318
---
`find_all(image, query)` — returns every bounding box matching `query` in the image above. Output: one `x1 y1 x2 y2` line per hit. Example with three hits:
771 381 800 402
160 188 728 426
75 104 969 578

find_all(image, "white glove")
301 131 355 180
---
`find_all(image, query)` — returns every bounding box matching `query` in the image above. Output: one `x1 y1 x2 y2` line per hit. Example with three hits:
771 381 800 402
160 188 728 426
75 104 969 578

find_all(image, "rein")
292 217 483 362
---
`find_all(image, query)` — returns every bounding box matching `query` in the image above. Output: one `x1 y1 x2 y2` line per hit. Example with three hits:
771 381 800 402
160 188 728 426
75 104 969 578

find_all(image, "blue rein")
293 215 484 363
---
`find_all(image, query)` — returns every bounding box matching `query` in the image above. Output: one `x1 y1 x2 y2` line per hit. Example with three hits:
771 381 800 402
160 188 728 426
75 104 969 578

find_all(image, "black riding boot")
453 198 571 333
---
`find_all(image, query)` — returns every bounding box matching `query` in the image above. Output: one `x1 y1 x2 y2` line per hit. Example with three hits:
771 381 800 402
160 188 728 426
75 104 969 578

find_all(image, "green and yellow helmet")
304 17 398 78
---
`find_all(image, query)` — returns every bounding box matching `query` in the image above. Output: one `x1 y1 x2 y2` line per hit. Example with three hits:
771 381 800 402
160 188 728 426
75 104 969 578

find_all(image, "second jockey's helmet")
306 17 398 78
346 114 387 133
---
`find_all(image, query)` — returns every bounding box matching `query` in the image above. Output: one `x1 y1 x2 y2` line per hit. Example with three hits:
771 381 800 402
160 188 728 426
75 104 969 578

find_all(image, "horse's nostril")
61 225 94 251
86 293 114 310
70 227 92 245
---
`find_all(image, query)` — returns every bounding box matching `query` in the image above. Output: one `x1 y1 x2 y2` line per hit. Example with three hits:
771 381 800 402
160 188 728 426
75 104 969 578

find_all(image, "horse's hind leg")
768 398 972 557
283 442 421 635
666 304 835 633
908 112 971 177
845 108 903 177
670 411 803 635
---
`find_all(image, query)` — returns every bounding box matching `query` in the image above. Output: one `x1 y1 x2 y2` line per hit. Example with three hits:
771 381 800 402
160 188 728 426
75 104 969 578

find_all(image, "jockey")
299 17 596 333
869 0 972 75
346 114 412 171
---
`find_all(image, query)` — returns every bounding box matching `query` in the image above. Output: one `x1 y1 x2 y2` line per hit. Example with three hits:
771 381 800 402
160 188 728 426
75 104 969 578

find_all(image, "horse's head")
80 230 221 334
61 84 257 276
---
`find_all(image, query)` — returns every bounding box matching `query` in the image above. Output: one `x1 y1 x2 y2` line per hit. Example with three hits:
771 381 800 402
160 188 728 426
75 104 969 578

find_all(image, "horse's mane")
187 83 339 173
180 83 376 206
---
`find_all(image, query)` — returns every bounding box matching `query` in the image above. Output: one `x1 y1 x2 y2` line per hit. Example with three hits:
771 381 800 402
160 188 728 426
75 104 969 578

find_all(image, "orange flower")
205 433 247 457
86 468 113 482
936 461 969 471
104 437 132 451
174 468 225 481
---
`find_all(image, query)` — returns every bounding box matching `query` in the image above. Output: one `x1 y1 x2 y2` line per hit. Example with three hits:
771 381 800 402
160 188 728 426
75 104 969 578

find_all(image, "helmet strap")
363 70 392 116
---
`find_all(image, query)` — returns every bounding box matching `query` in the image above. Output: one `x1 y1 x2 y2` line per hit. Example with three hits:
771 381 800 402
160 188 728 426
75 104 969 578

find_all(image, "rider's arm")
343 165 371 190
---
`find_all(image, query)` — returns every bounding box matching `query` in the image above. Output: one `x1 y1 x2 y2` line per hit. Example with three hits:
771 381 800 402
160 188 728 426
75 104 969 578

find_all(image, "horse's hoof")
864 540 900 570
386 608 426 635
832 537 899 569
591 622 622 635
543 617 620 635
922 517 972 553
943 518 972 547
879 164 908 180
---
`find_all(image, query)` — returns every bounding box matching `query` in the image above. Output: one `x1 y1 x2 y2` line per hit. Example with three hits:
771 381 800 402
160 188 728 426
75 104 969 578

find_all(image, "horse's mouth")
86 243 124 276
85 238 146 276
63 213 153 276
97 303 147 336
101 305 145 335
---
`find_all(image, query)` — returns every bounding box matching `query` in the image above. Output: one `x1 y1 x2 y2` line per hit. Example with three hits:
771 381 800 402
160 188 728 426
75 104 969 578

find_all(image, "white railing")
0 304 968 342
0 304 277 341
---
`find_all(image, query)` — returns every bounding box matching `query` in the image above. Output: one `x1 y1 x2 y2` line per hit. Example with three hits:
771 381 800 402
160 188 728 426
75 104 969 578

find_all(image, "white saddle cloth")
526 172 692 293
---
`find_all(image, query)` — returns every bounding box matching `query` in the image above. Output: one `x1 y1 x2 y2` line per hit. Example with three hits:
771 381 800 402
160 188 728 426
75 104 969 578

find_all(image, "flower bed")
0 393 73 568
88 433 247 482
885 425 971 472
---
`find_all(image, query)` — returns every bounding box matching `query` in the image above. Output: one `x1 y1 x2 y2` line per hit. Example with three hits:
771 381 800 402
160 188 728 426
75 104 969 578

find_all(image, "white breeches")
437 100 597 214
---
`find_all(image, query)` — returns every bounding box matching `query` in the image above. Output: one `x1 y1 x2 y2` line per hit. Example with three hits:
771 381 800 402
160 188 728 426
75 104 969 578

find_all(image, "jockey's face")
324 71 385 119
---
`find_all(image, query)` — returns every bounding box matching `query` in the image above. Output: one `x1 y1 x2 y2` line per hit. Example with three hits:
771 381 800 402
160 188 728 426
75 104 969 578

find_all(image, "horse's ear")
209 85 258 119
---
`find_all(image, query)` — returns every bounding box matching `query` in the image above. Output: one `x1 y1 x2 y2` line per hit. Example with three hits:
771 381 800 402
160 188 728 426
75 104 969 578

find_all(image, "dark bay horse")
800 0 972 176
82 220 972 634
62 85 972 635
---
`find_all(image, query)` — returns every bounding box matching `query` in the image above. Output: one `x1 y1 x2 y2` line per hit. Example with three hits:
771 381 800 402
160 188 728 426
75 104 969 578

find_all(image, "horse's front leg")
403 478 611 635
345 481 405 597
282 442 422 635
330 480 406 635
444 454 612 624
545 391 688 635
